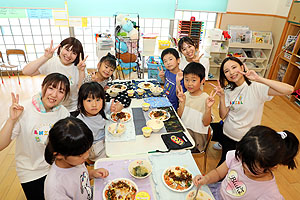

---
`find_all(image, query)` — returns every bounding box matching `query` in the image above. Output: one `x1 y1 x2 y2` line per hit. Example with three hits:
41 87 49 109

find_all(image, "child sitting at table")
77 82 123 162
193 125 299 200
84 53 116 90
44 117 109 199
158 48 186 110
177 62 216 153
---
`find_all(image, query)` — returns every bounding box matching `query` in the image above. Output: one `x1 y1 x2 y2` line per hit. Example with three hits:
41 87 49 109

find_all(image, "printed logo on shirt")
68 75 74 85
230 95 244 105
225 170 246 197
33 123 54 145
164 78 175 96
80 171 92 200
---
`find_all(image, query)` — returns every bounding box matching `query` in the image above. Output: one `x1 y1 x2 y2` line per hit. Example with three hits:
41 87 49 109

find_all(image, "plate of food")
162 166 193 192
110 111 131 123
103 178 138 200
128 159 152 179
110 84 127 92
186 189 213 200
148 109 170 121
138 82 154 90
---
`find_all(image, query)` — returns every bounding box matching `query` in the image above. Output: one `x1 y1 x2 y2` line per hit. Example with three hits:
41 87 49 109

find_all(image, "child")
77 82 123 162
193 125 299 200
176 62 216 152
84 53 117 90
44 117 109 200
158 48 186 110
23 37 88 116
210 56 294 166
0 73 70 199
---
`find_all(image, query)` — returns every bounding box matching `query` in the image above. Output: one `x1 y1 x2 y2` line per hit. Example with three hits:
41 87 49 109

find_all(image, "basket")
253 49 267 63
227 48 247 62
158 40 171 49
147 56 165 83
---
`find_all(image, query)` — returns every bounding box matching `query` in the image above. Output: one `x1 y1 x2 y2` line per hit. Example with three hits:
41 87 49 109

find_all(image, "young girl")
193 125 299 200
77 82 123 162
210 56 294 166
22 37 88 116
44 117 109 200
0 73 70 199
84 53 117 90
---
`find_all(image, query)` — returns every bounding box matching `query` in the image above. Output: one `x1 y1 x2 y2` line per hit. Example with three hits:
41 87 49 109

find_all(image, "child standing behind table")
44 117 109 200
177 62 216 152
158 48 186 110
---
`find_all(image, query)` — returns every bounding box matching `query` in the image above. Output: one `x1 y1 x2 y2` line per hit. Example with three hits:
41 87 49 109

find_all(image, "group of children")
0 36 298 200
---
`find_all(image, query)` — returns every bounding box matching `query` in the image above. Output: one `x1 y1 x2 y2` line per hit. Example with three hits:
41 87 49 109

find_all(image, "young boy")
158 48 186 110
177 62 216 152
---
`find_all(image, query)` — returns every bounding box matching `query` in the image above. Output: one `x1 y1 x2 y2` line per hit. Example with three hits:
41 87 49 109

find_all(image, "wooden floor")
0 75 299 199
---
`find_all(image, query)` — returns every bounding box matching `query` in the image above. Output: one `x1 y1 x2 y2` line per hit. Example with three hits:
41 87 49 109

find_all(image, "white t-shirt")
179 53 209 80
181 91 209 134
39 56 80 112
223 81 273 141
44 162 92 200
11 99 69 183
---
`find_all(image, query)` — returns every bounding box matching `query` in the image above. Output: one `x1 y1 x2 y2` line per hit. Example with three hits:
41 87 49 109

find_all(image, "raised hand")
91 71 100 82
177 85 186 103
238 64 260 81
9 93 24 122
176 71 183 84
209 80 224 97
157 65 165 80
110 99 123 113
192 52 204 63
44 40 60 59
206 90 217 108
77 53 88 72
193 175 208 186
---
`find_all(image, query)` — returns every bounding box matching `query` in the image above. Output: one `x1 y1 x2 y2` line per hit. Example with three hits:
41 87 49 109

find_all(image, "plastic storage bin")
147 56 165 84
158 40 171 49
227 48 247 62
253 49 267 63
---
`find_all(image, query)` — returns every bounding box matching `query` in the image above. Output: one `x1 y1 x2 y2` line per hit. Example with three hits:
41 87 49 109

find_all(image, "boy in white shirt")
177 62 216 152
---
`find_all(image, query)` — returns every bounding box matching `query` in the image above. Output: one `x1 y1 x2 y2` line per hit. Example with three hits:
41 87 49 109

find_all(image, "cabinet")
177 21 203 49
269 1 300 108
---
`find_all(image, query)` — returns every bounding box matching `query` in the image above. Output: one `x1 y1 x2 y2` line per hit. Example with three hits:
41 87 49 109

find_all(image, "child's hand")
206 90 217 108
209 80 224 97
91 168 109 179
77 53 88 72
110 99 123 113
193 175 208 186
238 64 260 81
9 93 24 122
177 85 186 103
44 40 60 59
176 71 183 84
157 66 165 80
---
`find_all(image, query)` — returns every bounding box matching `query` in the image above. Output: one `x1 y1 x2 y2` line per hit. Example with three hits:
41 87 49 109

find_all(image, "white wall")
227 0 291 17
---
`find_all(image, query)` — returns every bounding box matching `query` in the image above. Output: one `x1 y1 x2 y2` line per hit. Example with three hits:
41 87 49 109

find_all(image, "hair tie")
277 131 287 139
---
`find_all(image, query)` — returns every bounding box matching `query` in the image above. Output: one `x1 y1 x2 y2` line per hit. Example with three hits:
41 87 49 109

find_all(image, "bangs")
103 60 116 69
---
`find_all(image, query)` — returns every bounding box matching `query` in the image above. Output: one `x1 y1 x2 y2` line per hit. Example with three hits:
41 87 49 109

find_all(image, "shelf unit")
269 0 300 108
177 21 203 49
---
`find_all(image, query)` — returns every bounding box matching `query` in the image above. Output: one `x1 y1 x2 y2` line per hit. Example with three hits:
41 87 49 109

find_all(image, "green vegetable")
132 166 148 177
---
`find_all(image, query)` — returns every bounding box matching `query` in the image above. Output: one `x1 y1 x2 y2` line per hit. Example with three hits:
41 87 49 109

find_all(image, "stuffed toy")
128 28 138 39
115 38 128 54
222 31 231 40
122 20 133 32
116 52 137 63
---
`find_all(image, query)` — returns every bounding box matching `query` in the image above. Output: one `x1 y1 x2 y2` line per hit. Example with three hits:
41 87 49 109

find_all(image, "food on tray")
186 189 213 200
110 84 127 92
142 103 150 111
149 109 170 121
103 179 138 200
137 88 144 95
163 166 193 192
146 119 164 132
138 82 154 90
106 88 119 97
108 123 126 136
127 89 135 97
111 111 131 122
150 86 163 96
132 166 149 177
142 127 152 138
128 160 152 179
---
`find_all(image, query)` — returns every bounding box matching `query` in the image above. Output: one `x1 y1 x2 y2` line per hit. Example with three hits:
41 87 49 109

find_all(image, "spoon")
193 184 201 200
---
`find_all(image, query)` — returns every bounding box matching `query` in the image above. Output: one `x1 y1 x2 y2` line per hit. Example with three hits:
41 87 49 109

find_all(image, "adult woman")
23 37 87 116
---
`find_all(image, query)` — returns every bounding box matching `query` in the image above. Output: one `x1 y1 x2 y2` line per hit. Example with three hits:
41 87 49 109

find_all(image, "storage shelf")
229 42 273 49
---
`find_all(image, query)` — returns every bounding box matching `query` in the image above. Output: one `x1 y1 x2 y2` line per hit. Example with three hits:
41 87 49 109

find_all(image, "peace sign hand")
192 52 204 63
157 65 165 80
238 63 260 81
176 71 184 84
44 40 60 59
9 93 24 122
176 85 186 103
77 53 88 72
206 90 217 108
110 99 123 113
209 80 224 97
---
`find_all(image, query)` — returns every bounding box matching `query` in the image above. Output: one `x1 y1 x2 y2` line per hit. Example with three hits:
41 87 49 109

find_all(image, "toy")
222 31 231 40
122 20 134 32
116 52 137 63
115 38 128 54
128 28 138 39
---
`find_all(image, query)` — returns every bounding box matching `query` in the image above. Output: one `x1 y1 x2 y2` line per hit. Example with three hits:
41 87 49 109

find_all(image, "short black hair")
99 52 117 70
178 36 195 53
183 62 205 82
161 48 180 60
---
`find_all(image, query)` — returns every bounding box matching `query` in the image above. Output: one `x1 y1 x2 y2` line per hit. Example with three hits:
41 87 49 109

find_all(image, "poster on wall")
53 10 68 26
0 8 26 18
252 31 272 44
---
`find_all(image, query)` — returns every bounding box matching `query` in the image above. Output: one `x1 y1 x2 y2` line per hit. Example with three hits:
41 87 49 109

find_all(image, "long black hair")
219 56 251 90
236 125 299 175
44 117 94 165
77 82 107 119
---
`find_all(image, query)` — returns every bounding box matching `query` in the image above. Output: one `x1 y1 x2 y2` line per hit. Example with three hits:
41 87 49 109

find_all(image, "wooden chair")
5 49 28 85
192 126 212 174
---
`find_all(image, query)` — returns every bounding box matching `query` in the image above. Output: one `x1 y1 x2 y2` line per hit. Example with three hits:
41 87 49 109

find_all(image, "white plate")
128 159 152 179
162 166 193 192
138 82 154 90
110 111 132 123
186 189 213 200
148 109 170 121
110 84 127 92
102 178 138 200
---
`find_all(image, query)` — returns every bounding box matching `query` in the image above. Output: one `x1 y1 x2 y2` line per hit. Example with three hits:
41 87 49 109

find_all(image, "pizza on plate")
103 179 137 200
149 109 170 121
111 111 131 122
163 166 193 192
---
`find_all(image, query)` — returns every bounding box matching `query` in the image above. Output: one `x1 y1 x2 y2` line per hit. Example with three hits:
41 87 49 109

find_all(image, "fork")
193 184 201 200
114 117 120 134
